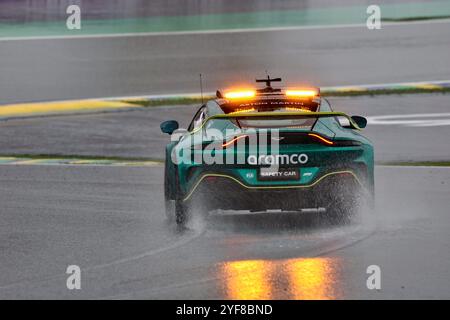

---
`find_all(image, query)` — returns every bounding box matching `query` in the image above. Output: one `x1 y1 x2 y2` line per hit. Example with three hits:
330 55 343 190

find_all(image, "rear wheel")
175 200 190 225
164 163 191 225
324 180 362 224
326 193 359 224
164 163 175 222
165 198 191 225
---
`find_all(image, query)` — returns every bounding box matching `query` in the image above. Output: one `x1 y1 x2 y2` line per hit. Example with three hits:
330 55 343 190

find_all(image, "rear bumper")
183 171 368 211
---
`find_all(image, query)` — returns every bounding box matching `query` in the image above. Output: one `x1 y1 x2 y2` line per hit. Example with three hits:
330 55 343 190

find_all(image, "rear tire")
175 200 189 225
164 163 175 222
324 181 361 224
164 162 188 224
326 194 359 224
165 198 190 225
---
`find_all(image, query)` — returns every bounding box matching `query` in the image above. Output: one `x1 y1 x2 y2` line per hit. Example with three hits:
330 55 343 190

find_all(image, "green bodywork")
164 98 374 202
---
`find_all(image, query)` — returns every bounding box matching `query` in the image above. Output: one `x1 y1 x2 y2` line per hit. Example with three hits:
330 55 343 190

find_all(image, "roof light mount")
256 75 282 93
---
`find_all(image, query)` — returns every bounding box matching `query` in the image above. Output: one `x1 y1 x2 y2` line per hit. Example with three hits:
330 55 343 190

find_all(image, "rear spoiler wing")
193 111 362 133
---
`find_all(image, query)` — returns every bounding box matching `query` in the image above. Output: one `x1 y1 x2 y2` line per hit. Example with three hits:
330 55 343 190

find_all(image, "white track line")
1 18 450 42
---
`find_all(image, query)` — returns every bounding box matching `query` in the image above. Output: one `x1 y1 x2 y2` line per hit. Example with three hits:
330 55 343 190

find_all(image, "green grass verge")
2 155 449 168
122 97 212 108
0 154 163 163
121 87 450 107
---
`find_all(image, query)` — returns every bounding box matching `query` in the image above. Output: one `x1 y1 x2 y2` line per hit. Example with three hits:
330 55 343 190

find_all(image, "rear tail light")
308 133 361 147
308 133 334 145
222 135 248 147
196 133 361 149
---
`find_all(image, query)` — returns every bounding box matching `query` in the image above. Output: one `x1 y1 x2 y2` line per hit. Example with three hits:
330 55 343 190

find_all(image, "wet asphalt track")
0 164 449 299
0 93 449 299
1 15 450 299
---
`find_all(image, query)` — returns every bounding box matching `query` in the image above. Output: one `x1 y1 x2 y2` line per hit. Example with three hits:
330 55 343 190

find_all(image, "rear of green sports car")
162 87 374 224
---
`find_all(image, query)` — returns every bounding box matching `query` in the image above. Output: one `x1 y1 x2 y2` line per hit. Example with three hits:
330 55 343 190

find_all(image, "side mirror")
160 120 179 135
350 115 367 129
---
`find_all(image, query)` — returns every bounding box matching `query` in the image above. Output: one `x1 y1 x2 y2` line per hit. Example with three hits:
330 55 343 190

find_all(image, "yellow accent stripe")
413 84 443 90
0 156 162 167
0 100 136 118
334 86 367 92
183 170 362 201
119 161 162 166
69 159 112 165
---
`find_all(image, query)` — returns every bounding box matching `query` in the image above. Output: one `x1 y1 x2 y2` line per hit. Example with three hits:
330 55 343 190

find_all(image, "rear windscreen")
234 115 317 129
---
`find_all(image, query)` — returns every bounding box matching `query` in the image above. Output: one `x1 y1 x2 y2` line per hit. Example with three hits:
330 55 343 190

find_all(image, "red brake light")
308 133 334 145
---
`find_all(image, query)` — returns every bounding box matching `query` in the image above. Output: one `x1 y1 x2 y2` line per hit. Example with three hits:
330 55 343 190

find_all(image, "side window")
188 106 207 131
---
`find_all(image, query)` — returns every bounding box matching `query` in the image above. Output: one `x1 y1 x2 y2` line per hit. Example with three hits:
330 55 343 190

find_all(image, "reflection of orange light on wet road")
220 260 273 300
220 257 340 300
284 258 338 300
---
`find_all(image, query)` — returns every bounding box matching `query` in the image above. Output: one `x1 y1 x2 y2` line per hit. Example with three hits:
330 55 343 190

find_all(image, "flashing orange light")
222 135 248 147
308 133 334 145
224 90 256 99
285 90 318 98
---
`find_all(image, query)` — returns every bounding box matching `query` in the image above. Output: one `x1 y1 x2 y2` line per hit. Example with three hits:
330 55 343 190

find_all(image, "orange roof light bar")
224 90 256 99
222 135 248 147
308 133 334 145
285 89 318 98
